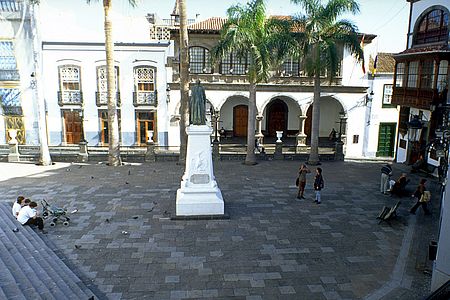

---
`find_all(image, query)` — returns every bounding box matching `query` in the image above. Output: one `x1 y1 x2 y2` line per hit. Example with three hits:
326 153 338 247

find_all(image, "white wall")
42 43 170 146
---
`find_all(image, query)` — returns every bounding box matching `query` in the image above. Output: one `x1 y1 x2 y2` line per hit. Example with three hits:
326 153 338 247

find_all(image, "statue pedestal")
176 125 224 216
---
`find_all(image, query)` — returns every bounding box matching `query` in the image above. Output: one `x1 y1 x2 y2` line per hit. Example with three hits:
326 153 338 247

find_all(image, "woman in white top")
11 196 25 218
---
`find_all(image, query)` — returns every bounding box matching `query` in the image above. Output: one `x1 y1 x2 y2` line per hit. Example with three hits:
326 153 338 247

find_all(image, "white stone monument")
176 124 224 216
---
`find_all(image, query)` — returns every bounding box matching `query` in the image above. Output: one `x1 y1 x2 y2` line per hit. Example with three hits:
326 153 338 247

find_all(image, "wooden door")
267 100 287 137
63 111 82 144
233 105 248 137
377 123 396 157
137 112 156 145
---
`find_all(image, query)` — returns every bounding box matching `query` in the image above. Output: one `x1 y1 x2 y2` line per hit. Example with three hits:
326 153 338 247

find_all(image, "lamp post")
406 115 423 164
338 110 347 142
210 107 220 143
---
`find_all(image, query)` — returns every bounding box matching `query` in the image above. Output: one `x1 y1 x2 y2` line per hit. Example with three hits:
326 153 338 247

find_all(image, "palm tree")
88 0 137 166
290 0 364 165
212 0 291 165
28 1 52 165
178 0 189 163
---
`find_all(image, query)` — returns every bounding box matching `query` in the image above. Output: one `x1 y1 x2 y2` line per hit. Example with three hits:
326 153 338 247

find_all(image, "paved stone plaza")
0 160 441 299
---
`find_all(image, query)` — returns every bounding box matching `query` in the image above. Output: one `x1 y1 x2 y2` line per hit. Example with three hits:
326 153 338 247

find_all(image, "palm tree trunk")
308 45 321 165
103 0 121 166
30 3 51 166
245 82 257 165
178 0 189 163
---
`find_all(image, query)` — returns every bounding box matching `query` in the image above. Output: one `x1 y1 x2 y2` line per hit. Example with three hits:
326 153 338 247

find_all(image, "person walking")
17 201 46 233
313 167 324 204
296 164 311 199
380 163 392 194
410 178 431 215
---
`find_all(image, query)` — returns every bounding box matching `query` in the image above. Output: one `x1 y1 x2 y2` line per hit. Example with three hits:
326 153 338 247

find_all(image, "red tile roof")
369 53 395 74
395 43 450 57
188 17 227 32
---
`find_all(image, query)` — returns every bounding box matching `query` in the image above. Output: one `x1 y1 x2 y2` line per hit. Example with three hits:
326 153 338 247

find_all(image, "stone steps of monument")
0 203 96 299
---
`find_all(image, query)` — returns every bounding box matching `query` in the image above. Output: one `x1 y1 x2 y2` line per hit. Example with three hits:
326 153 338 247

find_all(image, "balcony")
1 105 22 116
95 92 121 107
0 69 20 81
57 91 83 106
133 91 157 107
392 87 443 110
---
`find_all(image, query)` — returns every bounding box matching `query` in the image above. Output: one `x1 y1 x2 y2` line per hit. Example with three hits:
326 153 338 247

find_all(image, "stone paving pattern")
0 160 440 299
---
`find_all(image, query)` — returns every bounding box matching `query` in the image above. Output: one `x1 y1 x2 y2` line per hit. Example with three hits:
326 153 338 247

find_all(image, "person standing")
380 164 392 194
297 164 311 199
17 201 46 233
11 196 25 219
410 179 431 215
313 167 324 204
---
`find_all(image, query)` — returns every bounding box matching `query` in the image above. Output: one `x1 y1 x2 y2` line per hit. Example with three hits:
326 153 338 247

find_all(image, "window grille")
189 47 212 74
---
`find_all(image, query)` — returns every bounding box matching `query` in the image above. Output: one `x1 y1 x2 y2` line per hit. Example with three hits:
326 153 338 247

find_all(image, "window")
0 41 19 81
353 135 359 144
282 57 300 76
437 60 448 93
395 62 405 87
420 60 434 89
220 52 249 75
415 9 448 45
407 61 419 88
133 66 157 106
382 84 394 107
96 66 120 106
58 65 82 105
189 47 212 74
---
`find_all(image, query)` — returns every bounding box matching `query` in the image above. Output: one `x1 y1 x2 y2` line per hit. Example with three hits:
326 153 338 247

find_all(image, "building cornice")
168 82 368 94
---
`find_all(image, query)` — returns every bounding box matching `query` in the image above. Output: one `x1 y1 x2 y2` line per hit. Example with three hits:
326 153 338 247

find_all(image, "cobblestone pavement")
0 160 441 300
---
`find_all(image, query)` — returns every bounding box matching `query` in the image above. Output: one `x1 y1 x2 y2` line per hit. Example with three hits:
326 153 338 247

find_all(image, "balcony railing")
392 86 442 109
133 91 157 107
0 69 20 81
57 91 83 106
95 92 121 107
1 105 22 116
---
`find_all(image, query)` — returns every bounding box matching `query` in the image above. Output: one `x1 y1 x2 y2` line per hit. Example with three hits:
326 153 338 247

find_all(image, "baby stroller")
41 199 70 227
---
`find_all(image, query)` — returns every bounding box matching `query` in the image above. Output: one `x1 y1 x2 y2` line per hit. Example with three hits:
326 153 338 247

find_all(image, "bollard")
274 141 283 160
78 141 89 162
335 140 344 161
212 141 220 161
145 141 156 162
429 240 438 261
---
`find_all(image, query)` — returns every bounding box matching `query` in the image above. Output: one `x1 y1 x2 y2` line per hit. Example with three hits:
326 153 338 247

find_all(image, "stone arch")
260 95 302 138
304 96 346 143
218 94 249 136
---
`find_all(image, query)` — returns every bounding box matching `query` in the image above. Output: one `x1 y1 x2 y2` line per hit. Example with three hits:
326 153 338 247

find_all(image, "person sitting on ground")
17 201 46 233
391 173 410 197
219 127 226 139
11 196 25 219
411 155 425 173
329 128 337 141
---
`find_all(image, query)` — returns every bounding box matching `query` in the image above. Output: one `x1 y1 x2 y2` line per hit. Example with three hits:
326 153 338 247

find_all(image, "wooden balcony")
392 86 444 110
